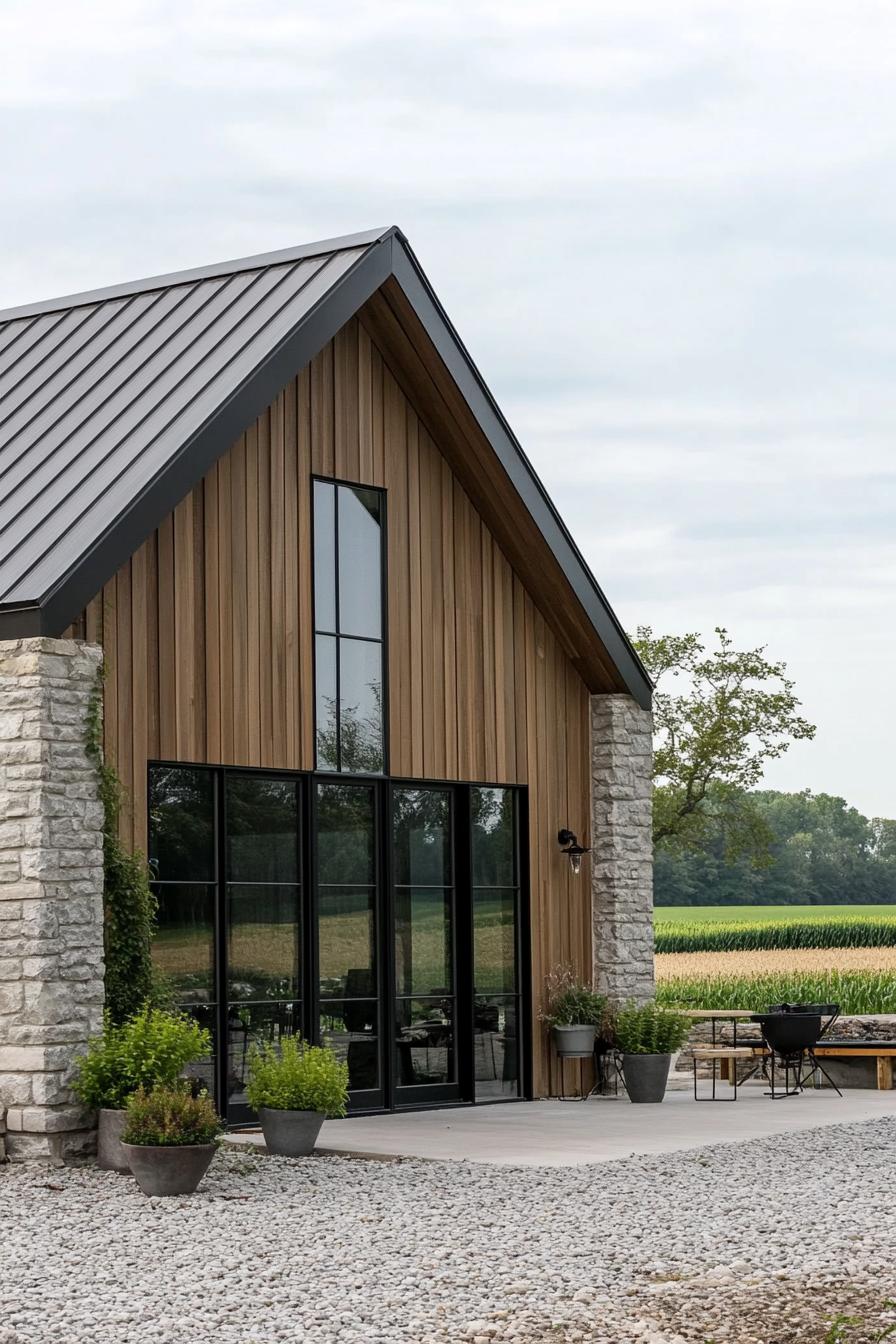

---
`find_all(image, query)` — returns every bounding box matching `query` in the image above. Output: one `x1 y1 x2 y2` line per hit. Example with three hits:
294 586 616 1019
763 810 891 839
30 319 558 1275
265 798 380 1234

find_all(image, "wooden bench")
717 1043 896 1090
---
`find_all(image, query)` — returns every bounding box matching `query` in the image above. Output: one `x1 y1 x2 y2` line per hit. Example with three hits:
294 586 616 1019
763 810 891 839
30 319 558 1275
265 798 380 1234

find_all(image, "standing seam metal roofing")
0 225 652 707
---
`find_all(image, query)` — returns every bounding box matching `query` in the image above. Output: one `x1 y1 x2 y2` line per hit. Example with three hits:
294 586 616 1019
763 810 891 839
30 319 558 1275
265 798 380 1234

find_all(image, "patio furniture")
692 1045 756 1101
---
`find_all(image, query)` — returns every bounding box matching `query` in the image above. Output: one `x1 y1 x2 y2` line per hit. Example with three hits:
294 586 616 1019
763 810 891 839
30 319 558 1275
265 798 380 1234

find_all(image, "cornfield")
656 947 896 978
655 916 896 955
656 969 896 1015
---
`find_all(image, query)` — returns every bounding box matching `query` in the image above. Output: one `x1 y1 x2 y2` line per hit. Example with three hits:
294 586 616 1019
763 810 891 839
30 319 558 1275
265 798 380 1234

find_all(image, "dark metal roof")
0 226 651 707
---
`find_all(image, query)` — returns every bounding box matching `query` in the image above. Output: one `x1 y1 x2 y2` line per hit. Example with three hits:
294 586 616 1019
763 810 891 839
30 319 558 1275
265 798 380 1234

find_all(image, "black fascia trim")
0 227 395 323
389 235 652 710
0 604 44 638
25 236 395 639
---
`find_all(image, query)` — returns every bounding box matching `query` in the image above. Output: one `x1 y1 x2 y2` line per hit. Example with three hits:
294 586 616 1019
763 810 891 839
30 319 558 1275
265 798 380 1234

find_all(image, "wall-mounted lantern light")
557 828 590 876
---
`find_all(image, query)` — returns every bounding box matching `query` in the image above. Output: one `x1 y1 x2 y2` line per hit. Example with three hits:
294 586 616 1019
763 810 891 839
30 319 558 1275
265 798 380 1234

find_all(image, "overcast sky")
2 1 894 816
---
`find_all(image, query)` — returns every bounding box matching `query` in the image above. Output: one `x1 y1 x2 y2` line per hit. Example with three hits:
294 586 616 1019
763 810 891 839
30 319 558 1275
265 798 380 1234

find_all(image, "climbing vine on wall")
85 671 158 1025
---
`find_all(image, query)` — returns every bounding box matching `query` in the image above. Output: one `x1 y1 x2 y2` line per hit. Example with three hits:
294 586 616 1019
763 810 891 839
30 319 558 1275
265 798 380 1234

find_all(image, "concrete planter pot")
258 1107 325 1157
552 1025 596 1058
97 1108 131 1173
622 1053 672 1103
122 1142 216 1196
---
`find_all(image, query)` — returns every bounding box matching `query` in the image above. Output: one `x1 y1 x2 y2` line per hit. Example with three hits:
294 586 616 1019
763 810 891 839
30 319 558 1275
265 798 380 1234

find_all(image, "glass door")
471 788 522 1100
316 781 383 1110
392 787 460 1106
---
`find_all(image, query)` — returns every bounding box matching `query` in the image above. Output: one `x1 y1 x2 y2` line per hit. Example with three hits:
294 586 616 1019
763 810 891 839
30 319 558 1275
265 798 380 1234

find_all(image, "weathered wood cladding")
69 316 593 1096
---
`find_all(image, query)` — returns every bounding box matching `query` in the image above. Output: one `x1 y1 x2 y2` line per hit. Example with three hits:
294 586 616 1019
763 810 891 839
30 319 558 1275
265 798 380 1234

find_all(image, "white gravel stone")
1 1117 895 1342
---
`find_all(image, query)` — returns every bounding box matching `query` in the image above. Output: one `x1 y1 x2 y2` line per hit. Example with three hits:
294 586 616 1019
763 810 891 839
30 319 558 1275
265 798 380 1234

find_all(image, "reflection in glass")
471 788 516 886
395 888 453 997
474 996 519 1099
339 638 383 774
227 885 300 1000
317 784 375 885
313 480 336 631
320 1000 379 1091
180 1005 217 1099
225 1002 301 1108
226 776 298 883
318 887 376 997
473 890 517 994
395 997 455 1086
315 635 339 772
149 767 215 881
393 789 451 887
337 486 382 639
151 883 215 1003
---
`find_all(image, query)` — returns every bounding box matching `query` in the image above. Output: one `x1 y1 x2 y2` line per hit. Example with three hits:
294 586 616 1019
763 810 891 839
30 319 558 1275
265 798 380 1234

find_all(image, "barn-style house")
0 227 653 1159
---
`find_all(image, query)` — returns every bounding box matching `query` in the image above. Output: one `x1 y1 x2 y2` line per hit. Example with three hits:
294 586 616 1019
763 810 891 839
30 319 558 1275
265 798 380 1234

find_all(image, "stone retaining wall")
676 1014 896 1087
0 638 104 1162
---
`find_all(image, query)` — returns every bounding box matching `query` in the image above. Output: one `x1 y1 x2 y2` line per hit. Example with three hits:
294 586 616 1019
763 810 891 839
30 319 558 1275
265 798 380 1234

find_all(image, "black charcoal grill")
750 1003 842 1098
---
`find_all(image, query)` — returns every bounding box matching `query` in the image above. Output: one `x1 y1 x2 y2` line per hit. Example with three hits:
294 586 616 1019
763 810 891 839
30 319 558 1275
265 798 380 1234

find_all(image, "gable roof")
0 226 651 708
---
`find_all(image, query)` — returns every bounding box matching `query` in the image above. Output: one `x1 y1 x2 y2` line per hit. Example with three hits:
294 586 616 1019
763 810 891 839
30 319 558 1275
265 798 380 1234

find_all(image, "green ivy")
85 670 157 1025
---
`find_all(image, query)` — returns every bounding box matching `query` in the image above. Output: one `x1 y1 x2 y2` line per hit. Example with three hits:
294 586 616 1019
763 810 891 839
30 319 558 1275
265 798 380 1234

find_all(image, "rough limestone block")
590 695 655 1004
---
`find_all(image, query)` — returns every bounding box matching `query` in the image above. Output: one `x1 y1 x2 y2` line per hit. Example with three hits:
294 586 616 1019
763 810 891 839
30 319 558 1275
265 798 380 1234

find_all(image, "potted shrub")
121 1083 222 1196
72 1007 211 1172
246 1035 349 1157
613 1001 691 1103
539 964 608 1058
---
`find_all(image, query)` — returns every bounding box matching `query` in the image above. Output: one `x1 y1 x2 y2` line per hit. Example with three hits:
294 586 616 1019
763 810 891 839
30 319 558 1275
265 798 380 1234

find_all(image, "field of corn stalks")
654 908 896 1014
654 915 896 954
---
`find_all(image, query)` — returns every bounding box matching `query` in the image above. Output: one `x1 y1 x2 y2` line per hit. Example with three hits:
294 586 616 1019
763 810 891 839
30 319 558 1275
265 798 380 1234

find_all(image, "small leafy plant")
72 1007 211 1111
245 1036 349 1117
122 1083 221 1147
539 964 608 1030
613 1001 691 1055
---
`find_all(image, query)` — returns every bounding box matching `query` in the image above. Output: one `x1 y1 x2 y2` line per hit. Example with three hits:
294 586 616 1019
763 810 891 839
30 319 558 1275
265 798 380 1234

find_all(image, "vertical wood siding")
68 316 592 1096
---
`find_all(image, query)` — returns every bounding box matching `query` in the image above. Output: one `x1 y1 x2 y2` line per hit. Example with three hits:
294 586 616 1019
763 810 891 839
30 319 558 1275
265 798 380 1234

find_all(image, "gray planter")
622 1052 672 1103
97 1108 131 1173
122 1143 216 1196
552 1024 596 1058
258 1107 325 1157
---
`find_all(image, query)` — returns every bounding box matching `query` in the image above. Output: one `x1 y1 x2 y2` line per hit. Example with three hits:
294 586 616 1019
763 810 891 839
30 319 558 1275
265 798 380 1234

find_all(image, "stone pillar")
590 693 654 1003
0 638 104 1162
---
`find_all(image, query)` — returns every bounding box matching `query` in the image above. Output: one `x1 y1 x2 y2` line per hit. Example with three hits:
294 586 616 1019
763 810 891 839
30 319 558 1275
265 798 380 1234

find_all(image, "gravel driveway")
2 1117 895 1344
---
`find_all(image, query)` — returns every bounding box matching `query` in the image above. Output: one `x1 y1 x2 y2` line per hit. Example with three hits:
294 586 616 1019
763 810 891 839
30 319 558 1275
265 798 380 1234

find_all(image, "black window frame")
147 759 531 1121
312 476 388 776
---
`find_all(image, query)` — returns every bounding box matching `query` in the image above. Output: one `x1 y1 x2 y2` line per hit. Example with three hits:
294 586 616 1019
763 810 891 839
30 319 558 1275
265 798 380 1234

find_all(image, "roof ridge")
0 226 395 324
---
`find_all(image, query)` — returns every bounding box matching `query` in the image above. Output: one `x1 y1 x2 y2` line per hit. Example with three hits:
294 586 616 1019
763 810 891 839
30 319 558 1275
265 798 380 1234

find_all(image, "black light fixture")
558 828 590 876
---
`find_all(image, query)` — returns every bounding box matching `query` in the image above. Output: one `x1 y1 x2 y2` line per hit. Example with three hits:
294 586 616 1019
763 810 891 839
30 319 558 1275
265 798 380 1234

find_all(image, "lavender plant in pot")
72 1008 211 1172
121 1083 222 1196
540 965 608 1059
612 1002 691 1103
246 1035 349 1157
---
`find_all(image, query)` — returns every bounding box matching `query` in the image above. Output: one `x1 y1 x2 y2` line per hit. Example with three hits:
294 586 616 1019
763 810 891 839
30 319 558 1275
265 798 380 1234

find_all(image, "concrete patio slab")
223 1085 895 1167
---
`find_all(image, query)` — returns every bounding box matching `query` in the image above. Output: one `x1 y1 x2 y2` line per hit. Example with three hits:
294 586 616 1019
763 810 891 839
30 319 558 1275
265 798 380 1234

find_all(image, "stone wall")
0 638 104 1162
590 694 655 1003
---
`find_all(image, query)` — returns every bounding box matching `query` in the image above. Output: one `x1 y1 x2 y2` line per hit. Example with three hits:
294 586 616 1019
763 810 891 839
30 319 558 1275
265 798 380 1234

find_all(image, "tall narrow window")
313 480 385 774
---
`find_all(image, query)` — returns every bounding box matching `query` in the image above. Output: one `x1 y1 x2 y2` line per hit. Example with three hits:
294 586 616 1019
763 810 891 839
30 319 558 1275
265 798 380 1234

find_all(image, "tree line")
654 789 896 907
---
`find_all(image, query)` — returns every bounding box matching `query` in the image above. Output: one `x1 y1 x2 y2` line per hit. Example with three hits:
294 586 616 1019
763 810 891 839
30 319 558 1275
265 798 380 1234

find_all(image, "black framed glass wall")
148 763 527 1119
313 480 385 775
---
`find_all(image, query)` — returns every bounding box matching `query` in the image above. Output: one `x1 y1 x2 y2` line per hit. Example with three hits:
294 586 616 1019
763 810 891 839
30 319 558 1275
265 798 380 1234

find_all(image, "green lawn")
655 904 896 926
